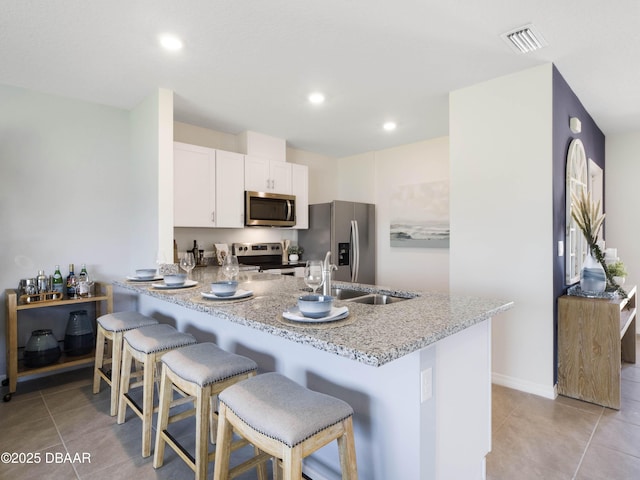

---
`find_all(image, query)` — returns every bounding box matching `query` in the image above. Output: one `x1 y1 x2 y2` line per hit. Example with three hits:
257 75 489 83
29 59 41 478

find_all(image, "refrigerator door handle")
351 220 360 283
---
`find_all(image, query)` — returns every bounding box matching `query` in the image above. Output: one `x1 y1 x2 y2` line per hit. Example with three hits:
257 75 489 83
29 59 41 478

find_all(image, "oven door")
245 191 296 227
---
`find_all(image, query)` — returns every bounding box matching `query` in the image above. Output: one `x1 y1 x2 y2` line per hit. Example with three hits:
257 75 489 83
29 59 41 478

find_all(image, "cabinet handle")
211 211 215 223
271 179 275 189
266 179 270 190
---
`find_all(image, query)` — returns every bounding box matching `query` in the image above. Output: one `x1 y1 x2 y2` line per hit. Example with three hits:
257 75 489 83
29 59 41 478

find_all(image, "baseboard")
492 372 557 399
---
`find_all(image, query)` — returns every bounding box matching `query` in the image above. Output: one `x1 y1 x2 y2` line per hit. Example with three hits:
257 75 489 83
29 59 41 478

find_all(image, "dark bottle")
66 263 76 298
192 240 199 265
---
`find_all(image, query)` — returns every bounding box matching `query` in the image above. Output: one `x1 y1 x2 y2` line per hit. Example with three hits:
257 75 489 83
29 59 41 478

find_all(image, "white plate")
126 275 163 282
151 280 198 289
201 289 254 300
283 306 349 323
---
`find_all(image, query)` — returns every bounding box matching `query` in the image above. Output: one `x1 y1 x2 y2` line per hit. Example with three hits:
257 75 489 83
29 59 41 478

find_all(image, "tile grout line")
40 389 82 480
572 406 604 480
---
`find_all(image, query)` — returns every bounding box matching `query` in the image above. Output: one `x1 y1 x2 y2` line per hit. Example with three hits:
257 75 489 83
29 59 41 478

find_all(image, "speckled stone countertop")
114 268 513 367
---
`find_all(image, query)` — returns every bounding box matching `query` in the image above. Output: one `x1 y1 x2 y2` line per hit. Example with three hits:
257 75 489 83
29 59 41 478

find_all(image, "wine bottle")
66 263 76 298
52 265 64 294
78 264 89 297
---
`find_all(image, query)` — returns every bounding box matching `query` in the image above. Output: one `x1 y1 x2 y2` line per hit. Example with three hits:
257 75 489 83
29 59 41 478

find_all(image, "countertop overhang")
115 270 513 367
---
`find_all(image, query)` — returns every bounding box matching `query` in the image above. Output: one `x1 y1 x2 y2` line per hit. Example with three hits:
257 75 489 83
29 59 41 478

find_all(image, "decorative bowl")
163 273 187 286
210 281 238 297
135 268 157 279
298 294 334 318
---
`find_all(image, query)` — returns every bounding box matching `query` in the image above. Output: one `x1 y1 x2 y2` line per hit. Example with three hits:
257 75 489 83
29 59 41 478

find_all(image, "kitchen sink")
347 294 409 305
330 288 369 300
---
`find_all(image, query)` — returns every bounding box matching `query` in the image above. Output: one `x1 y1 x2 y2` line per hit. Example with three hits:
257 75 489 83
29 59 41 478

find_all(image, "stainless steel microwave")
245 191 296 227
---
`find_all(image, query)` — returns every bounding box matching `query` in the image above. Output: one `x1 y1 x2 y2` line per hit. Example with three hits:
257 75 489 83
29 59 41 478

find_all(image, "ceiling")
2 1 639 157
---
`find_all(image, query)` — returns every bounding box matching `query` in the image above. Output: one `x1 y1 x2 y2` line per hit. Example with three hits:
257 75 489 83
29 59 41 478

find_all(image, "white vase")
580 251 606 293
289 254 299 262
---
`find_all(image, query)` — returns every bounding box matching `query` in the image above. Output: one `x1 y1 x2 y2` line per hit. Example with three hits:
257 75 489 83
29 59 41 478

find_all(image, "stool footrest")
229 451 272 479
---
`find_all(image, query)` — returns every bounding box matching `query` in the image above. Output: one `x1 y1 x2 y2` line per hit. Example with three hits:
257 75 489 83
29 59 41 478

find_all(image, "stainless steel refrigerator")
298 200 376 284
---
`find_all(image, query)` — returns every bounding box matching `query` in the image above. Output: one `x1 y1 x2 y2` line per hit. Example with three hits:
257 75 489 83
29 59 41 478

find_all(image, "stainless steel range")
232 242 303 274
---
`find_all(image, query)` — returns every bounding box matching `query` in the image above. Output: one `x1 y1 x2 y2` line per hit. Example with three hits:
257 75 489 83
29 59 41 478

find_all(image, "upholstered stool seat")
117 323 196 457
214 372 358 480
153 342 268 480
93 311 158 416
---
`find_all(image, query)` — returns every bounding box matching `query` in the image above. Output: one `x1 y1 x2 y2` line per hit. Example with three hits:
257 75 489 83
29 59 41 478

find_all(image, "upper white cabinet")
244 156 292 194
215 150 245 228
174 142 215 228
174 142 245 228
291 163 308 229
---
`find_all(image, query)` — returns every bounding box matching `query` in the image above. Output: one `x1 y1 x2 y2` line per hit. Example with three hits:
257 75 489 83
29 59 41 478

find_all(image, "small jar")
24 329 61 368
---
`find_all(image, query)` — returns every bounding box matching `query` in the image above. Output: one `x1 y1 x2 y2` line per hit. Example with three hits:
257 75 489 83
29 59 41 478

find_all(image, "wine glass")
304 260 324 294
179 252 196 280
222 255 240 280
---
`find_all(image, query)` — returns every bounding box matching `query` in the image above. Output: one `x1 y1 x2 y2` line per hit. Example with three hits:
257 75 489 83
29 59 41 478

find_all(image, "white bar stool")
92 311 159 416
153 342 268 480
214 372 358 480
117 323 197 457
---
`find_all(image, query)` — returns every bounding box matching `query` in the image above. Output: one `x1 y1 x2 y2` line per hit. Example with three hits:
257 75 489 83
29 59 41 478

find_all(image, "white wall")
605 132 640 286
0 84 133 378
449 64 556 398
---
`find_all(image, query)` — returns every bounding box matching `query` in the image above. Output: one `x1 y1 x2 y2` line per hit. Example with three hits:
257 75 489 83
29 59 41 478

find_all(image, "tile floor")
487 337 640 480
1 340 640 480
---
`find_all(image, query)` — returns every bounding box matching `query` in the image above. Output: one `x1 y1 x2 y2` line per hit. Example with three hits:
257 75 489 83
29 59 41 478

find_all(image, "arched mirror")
565 139 588 284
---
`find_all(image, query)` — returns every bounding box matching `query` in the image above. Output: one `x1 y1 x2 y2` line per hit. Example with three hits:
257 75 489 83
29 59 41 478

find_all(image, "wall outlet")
421 368 432 402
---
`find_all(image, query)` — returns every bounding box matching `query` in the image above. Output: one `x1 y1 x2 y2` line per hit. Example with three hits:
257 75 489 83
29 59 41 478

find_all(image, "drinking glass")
304 260 324 294
222 255 240 280
179 252 196 279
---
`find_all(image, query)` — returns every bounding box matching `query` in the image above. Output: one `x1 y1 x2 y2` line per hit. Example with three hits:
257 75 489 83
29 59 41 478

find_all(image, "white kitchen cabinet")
174 142 215 227
244 156 292 194
215 150 245 227
174 142 245 228
291 163 308 229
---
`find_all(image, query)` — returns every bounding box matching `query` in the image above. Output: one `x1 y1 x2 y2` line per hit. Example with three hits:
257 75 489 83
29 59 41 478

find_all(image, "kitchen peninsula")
115 270 512 480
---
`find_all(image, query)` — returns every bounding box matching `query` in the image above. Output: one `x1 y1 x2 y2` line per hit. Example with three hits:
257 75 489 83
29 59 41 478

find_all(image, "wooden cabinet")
4 283 113 401
558 285 637 409
291 163 308 229
174 142 245 228
244 156 292 194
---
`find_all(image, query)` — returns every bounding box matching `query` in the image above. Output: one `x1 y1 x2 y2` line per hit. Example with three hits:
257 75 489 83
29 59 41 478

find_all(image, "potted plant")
607 261 627 285
571 189 626 296
287 245 303 262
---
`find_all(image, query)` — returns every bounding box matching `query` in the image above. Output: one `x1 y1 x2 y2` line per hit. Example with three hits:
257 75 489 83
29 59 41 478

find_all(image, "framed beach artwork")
390 180 450 248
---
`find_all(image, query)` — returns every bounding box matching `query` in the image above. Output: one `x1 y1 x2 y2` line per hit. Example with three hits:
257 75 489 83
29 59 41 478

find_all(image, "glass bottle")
78 264 89 297
66 263 76 298
52 265 64 294
37 269 49 293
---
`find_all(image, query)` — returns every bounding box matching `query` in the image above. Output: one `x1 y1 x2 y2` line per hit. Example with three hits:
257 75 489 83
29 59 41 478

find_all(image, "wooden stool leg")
255 446 268 480
92 326 106 394
109 331 123 416
141 352 155 457
117 345 133 424
195 386 210 480
213 403 233 480
282 446 303 480
209 394 218 444
153 364 173 469
338 417 358 479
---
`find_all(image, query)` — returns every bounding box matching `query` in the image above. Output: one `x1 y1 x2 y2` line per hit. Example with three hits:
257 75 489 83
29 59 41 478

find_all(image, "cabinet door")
216 150 245 227
174 143 216 227
270 161 292 194
244 156 271 192
291 164 308 229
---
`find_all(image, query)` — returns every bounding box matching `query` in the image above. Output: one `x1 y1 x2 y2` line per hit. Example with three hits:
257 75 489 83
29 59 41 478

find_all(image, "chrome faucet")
322 251 337 296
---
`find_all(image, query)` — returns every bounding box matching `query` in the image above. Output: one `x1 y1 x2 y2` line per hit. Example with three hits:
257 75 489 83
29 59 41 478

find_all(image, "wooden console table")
3 283 113 402
558 285 637 409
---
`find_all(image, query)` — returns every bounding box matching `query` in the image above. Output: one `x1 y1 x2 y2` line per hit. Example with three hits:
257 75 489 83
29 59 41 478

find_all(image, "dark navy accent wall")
552 65 605 384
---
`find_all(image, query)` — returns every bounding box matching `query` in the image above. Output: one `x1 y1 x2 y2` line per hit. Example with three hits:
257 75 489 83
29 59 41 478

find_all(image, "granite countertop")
114 268 513 367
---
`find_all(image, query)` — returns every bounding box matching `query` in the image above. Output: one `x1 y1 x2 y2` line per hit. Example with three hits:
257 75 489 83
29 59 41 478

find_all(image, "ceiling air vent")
501 24 548 54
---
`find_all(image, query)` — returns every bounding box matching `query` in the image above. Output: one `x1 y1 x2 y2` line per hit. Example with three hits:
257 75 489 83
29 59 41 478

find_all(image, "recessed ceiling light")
159 34 183 52
308 92 325 105
383 121 397 131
